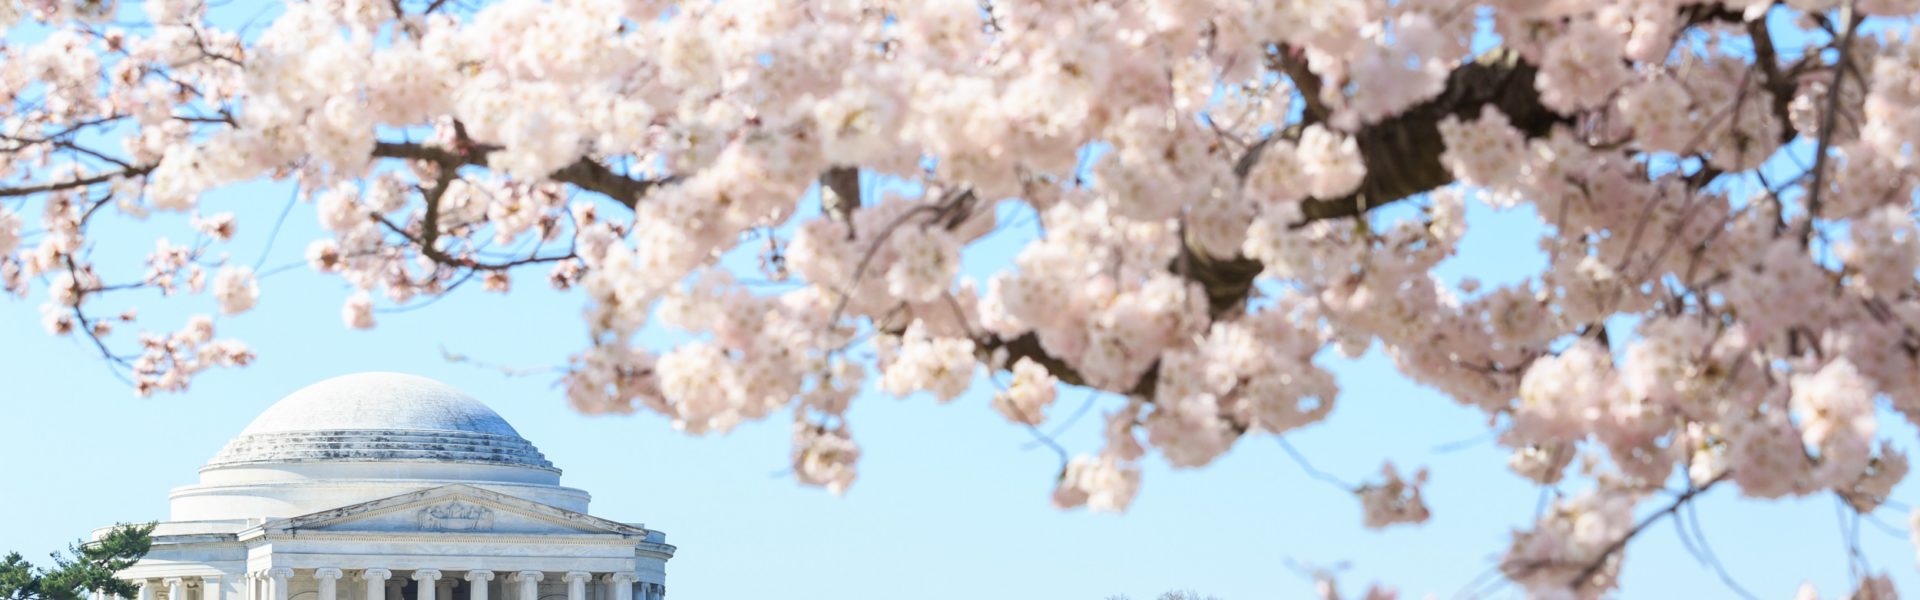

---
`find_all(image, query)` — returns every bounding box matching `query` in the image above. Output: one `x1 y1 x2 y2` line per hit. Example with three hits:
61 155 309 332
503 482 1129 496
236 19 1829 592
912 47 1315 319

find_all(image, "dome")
204 372 556 472
237 372 523 436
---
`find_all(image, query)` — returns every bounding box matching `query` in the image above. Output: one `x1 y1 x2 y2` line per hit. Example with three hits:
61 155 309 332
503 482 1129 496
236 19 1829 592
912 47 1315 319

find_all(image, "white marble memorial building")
98 373 675 600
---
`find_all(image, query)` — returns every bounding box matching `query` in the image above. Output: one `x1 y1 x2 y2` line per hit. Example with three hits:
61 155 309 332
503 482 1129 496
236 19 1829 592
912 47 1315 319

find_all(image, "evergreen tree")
0 524 154 600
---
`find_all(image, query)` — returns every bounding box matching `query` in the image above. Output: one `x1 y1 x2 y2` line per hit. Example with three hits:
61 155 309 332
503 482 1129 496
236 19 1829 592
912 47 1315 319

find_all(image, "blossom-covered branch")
369 140 672 209
5 0 1920 595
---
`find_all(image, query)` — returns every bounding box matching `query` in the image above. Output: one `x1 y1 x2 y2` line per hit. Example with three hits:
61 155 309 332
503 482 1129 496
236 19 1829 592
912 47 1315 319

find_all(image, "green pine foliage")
0 524 154 600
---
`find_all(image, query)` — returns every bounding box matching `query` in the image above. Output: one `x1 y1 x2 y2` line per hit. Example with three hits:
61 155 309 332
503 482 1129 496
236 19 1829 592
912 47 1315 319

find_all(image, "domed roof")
238 372 522 436
205 372 556 472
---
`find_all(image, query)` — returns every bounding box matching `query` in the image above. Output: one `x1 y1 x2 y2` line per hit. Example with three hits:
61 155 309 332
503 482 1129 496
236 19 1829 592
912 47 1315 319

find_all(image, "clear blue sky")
4 5 1919 600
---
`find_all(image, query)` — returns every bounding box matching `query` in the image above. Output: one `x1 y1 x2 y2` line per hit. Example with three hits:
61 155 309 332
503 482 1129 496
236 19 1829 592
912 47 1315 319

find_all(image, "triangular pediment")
260 485 648 537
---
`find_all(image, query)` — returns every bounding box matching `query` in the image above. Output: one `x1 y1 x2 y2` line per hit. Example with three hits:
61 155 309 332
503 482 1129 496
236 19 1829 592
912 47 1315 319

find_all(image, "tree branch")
1745 17 1801 149
371 213 576 273
981 48 1565 396
370 141 673 209
0 166 154 198
820 166 862 235
1571 473 1730 592
1298 48 1563 223
1801 0 1860 229
1272 46 1329 124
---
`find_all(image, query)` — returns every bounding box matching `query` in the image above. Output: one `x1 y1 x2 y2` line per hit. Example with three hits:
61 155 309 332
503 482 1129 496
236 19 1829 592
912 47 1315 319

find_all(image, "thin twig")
1801 0 1860 238
440 345 564 378
823 189 972 326
253 185 300 271
1022 388 1101 451
1860 511 1910 540
1429 429 1499 454
1568 472 1730 591
1449 564 1510 600
1275 437 1355 491
1682 494 1760 600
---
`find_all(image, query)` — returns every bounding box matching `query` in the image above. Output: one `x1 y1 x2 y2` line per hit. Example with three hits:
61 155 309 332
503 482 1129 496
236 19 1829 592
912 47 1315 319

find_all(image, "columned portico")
104 374 676 600
168 569 662 600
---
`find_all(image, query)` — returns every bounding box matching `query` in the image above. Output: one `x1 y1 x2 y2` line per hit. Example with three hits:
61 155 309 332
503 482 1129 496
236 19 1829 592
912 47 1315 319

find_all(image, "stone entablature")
207 430 556 471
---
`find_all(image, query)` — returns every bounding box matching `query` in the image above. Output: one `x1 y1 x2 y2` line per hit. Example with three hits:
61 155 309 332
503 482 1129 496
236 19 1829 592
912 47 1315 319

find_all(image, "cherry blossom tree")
5 0 1920 595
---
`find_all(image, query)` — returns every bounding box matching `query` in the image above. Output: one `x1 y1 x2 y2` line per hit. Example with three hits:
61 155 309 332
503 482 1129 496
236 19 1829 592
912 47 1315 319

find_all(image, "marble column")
138 581 154 600
384 577 402 600
267 569 292 600
606 575 633 600
359 569 391 600
562 572 589 600
512 572 542 600
434 579 451 600
412 570 441 600
202 575 223 600
465 571 493 600
313 569 342 600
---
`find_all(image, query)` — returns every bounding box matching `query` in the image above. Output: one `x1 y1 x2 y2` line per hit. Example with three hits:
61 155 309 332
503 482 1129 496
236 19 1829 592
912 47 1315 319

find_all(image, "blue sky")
3 177 1915 599
4 4 1920 600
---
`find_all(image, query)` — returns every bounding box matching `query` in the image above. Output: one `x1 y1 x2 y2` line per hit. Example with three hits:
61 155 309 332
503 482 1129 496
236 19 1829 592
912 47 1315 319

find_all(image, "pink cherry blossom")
1356 463 1430 529
341 292 375 330
993 357 1058 426
1052 454 1140 513
211 266 259 315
